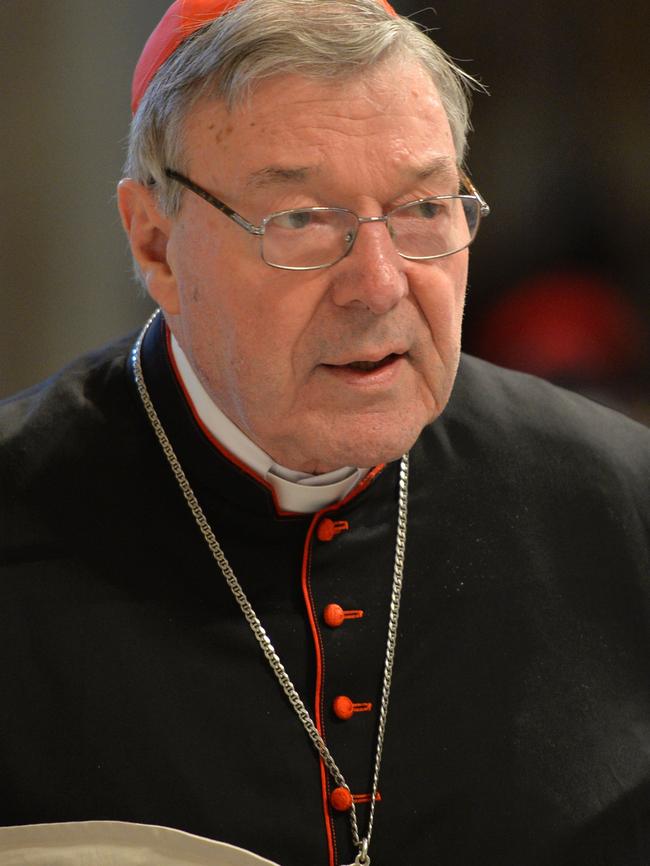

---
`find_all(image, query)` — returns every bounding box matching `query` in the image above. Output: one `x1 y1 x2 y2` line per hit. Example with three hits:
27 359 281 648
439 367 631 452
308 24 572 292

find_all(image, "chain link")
131 312 409 862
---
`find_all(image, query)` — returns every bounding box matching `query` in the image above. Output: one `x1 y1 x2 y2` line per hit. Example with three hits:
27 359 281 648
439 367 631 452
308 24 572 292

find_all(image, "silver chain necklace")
131 312 409 866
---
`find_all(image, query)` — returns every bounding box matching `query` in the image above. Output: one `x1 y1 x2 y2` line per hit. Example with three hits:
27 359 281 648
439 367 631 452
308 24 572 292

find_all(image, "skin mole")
213 123 233 144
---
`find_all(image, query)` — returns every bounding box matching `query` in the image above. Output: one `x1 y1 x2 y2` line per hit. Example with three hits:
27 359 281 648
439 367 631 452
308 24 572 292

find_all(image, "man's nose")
329 219 408 315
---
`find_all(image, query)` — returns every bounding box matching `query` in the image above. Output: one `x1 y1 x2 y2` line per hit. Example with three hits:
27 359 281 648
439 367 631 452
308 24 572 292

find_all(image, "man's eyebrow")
245 166 318 189
410 156 459 183
244 156 458 191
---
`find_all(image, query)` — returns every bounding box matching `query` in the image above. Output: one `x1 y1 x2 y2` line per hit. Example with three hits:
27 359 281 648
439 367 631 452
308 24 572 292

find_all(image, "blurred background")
1 0 648 422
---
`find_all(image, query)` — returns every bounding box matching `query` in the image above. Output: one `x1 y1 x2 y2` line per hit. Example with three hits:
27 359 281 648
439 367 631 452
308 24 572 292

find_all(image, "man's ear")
117 178 180 315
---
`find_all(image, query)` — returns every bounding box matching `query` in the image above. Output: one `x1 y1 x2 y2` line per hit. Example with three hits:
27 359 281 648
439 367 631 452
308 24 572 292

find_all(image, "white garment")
171 336 366 513
0 821 279 866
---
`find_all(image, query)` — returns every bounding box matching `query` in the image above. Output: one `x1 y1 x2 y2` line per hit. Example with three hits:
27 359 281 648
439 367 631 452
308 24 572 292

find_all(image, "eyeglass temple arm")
460 170 490 217
164 169 262 234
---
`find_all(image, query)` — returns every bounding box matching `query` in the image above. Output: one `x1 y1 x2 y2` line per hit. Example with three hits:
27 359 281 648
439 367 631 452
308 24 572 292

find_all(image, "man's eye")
415 201 441 219
275 210 312 229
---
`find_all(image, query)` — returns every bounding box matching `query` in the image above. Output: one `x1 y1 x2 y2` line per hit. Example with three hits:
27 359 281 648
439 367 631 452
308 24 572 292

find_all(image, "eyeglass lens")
262 196 481 269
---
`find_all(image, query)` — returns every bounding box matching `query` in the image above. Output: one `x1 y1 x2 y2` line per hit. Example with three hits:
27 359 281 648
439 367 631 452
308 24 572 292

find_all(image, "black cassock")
1 313 649 866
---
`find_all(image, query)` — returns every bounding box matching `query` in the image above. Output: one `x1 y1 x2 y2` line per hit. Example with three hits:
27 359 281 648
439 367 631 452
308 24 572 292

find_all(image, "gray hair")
124 0 479 216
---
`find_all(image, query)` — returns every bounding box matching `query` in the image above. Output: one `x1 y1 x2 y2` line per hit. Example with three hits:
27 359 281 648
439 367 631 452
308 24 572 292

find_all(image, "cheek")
413 255 468 344
172 203 261 295
173 232 255 343
180 271 311 397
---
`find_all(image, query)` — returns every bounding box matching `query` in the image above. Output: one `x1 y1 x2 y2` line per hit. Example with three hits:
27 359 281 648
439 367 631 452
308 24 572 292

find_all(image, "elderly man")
1 1 649 865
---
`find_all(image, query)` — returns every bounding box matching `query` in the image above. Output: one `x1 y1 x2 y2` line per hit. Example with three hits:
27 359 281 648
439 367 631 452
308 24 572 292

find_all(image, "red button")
323 604 345 628
317 518 336 542
317 518 349 542
330 786 353 812
323 605 364 628
333 695 373 720
333 695 354 720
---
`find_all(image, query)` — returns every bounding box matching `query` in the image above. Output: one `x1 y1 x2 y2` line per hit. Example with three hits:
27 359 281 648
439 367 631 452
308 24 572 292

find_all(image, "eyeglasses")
165 167 490 271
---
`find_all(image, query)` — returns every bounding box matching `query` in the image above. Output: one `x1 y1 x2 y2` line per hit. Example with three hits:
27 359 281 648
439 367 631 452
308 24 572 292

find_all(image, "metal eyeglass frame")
164 167 490 271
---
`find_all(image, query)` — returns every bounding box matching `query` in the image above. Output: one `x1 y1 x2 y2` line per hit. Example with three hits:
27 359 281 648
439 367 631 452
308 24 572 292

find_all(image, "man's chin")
258 395 444 473
303 418 431 474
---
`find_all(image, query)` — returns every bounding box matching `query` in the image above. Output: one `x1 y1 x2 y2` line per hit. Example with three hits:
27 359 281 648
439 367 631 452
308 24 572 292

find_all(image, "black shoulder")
419 354 650 538
0 333 142 561
0 333 139 461
445 353 650 467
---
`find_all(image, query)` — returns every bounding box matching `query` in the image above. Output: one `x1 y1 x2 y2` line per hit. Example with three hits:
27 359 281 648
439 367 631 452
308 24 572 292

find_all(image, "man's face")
163 61 469 473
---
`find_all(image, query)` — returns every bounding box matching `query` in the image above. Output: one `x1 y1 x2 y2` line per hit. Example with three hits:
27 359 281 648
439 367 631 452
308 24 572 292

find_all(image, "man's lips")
322 351 407 373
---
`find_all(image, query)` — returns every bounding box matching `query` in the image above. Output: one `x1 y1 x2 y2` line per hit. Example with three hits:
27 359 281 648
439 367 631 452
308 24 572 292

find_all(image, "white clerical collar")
170 335 366 514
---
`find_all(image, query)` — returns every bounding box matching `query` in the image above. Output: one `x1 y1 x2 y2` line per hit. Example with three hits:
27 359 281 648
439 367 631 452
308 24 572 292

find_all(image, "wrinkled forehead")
180 62 457 193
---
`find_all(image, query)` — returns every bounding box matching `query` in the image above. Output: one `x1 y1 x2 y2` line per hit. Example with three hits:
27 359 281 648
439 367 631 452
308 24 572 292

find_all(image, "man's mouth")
343 354 401 371
323 353 404 373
